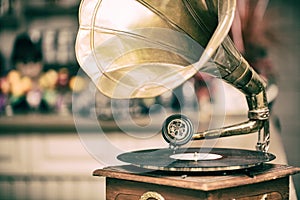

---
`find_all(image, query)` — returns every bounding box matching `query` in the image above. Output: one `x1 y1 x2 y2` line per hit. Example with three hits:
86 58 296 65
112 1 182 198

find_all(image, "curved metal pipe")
193 120 263 140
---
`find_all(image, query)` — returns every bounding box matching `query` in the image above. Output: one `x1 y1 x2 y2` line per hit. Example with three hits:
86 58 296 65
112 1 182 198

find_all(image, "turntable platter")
117 148 276 172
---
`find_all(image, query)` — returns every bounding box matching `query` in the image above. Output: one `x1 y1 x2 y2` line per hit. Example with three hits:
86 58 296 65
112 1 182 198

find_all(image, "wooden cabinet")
106 178 287 200
94 164 300 200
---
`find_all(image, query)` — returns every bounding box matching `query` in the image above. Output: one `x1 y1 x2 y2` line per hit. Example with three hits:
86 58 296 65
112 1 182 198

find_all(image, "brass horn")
75 0 270 152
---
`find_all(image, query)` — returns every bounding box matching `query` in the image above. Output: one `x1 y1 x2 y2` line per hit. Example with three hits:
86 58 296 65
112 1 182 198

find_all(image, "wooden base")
93 164 300 200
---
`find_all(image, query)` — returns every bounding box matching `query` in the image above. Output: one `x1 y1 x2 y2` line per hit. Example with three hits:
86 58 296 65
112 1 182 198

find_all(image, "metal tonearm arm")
162 37 270 152
192 113 270 152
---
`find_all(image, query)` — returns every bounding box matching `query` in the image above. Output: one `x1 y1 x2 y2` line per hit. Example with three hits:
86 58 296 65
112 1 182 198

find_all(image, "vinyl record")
117 148 276 172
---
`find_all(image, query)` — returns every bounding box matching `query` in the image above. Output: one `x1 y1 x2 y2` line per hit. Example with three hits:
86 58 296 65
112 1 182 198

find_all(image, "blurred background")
0 0 299 199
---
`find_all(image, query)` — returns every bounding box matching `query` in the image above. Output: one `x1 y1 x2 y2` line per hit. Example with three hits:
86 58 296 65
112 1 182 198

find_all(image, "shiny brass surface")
76 0 270 152
140 191 165 200
76 0 235 98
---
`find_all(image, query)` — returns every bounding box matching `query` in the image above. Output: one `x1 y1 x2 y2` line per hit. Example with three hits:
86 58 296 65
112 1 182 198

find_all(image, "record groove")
117 148 276 172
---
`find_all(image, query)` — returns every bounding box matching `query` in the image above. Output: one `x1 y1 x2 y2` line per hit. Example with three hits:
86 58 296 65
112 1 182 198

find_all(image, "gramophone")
75 0 275 172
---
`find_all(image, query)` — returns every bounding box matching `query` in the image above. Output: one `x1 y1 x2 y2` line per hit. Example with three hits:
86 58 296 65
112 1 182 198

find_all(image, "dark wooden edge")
93 164 300 191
